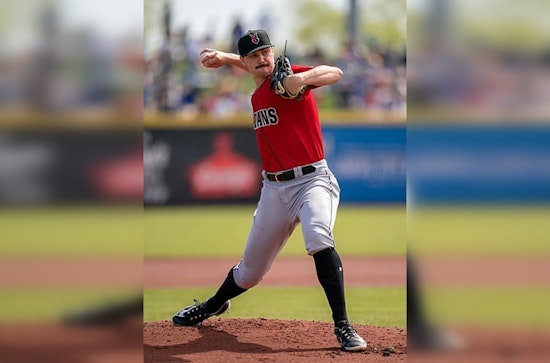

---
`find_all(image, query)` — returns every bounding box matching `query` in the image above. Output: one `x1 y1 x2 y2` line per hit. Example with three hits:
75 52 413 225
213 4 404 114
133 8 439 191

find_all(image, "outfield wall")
409 124 550 205
0 129 142 205
4 124 548 206
144 125 406 205
0 124 406 205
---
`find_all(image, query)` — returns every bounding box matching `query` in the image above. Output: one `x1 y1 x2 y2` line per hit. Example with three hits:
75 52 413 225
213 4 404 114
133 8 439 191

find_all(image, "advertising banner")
144 128 262 205
408 125 550 204
145 126 406 205
323 125 406 203
0 130 142 205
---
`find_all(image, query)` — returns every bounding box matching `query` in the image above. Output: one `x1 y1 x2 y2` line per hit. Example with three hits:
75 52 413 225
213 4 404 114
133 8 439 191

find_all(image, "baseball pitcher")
173 29 367 352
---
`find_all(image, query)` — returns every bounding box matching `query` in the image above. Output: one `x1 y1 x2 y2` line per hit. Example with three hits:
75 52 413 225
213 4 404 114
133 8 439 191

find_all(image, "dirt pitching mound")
144 318 406 362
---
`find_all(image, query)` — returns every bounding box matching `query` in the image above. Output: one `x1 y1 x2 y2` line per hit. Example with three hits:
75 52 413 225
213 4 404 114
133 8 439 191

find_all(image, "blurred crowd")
144 22 407 121
408 39 550 121
0 2 143 124
2 1 547 126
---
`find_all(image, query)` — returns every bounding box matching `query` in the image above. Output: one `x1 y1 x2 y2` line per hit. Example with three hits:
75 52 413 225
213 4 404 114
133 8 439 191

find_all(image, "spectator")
229 17 244 54
146 29 407 121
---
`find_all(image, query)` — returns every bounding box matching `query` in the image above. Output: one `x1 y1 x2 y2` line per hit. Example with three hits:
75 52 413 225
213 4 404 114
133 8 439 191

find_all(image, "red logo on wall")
187 132 261 199
90 153 143 201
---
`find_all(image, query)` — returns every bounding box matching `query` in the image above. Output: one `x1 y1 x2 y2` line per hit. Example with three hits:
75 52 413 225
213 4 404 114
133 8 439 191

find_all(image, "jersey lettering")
253 107 279 130
251 65 323 171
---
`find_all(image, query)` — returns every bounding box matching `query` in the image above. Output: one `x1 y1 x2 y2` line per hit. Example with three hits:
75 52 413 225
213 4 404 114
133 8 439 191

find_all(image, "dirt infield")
144 318 406 362
144 256 406 288
144 256 407 362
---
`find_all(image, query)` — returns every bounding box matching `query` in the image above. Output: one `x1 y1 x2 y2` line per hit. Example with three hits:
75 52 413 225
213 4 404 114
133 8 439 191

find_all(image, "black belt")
265 165 316 182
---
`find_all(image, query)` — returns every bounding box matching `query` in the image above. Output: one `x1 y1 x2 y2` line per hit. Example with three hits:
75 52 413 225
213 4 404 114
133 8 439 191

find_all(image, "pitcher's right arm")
200 48 248 72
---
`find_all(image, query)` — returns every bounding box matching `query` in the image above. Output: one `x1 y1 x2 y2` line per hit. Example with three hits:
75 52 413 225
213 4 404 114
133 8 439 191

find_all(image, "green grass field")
424 287 550 327
0 288 140 323
410 206 550 329
0 206 143 322
0 205 406 326
144 205 407 328
144 205 406 257
4 205 548 327
409 206 550 256
0 206 143 257
143 205 550 328
3 205 546 257
144 286 406 327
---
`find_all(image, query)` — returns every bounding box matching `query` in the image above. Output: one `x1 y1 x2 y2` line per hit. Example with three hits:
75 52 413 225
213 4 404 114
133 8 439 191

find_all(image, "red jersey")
251 65 324 172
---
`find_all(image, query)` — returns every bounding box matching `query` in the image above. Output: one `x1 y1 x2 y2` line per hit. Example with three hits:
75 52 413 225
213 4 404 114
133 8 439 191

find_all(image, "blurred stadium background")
0 0 549 362
408 1 550 362
143 0 406 125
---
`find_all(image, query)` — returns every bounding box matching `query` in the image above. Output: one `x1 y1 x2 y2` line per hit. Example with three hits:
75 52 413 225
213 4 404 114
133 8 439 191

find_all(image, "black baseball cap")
238 29 274 57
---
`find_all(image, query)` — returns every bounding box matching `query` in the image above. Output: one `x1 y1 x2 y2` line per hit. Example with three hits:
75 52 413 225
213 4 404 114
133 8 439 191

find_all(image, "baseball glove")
270 55 303 100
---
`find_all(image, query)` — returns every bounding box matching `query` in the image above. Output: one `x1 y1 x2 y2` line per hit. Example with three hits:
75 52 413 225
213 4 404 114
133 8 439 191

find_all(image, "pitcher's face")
242 47 275 80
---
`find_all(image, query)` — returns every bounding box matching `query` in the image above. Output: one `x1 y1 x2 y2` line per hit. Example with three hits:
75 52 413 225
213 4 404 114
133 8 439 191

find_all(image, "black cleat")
172 299 230 326
334 320 367 351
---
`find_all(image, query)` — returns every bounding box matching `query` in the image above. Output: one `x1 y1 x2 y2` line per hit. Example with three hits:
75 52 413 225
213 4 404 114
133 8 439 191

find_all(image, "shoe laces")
185 299 205 314
337 322 358 338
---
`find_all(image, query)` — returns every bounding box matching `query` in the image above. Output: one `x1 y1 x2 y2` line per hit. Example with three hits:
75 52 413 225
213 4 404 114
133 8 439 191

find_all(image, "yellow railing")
143 110 406 128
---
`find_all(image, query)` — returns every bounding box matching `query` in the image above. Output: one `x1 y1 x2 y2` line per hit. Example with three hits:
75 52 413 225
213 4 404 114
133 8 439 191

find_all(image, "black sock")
313 247 348 324
206 266 247 312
